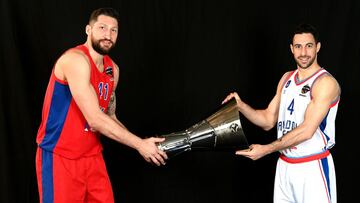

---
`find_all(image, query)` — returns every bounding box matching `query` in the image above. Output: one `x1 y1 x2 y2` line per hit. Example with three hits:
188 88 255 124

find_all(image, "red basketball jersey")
36 45 115 159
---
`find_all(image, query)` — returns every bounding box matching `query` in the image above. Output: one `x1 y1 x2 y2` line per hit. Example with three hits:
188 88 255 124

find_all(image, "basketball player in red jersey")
35 8 167 203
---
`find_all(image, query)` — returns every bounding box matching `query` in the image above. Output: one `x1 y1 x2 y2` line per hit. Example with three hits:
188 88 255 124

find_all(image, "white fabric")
277 68 338 158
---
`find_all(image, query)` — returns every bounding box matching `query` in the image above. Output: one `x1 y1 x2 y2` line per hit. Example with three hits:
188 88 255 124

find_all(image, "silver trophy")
157 98 249 158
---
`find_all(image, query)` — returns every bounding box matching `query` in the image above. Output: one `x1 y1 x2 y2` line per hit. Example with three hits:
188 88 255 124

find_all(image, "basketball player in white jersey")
223 23 340 203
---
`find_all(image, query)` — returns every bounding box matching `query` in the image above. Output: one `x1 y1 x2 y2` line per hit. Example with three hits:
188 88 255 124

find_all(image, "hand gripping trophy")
157 98 249 158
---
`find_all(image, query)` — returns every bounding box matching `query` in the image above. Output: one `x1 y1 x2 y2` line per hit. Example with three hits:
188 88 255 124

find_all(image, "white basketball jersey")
277 68 339 158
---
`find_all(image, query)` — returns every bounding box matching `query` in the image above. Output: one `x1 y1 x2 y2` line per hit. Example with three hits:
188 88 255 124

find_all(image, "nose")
300 47 307 56
104 31 111 39
102 27 111 39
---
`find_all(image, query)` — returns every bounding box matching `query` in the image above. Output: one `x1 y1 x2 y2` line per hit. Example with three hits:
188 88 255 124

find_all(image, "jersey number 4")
287 99 295 115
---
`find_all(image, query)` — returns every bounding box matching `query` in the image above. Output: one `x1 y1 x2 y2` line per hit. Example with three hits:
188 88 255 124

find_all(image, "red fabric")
280 150 330 164
36 148 114 203
36 45 115 159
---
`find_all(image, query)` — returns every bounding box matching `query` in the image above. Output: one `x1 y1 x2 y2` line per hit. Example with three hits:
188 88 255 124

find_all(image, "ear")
85 25 91 35
316 42 321 53
290 44 294 54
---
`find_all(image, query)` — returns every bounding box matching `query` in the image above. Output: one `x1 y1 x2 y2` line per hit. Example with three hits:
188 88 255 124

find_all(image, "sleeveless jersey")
277 68 339 158
36 45 115 159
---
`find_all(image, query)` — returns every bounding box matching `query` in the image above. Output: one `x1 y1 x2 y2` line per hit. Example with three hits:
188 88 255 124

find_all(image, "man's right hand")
137 137 168 166
222 92 243 111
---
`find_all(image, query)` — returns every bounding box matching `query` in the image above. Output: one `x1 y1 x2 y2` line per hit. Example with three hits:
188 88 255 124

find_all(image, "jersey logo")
278 119 298 135
301 84 310 94
105 66 113 77
84 122 95 132
105 66 114 81
285 80 291 88
299 84 310 97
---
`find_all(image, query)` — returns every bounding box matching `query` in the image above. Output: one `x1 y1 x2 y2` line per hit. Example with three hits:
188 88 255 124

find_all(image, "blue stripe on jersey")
42 149 54 203
320 111 330 143
39 81 72 151
321 157 331 200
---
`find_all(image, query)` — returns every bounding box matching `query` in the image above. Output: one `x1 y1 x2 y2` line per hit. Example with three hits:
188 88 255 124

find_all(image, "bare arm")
222 72 291 131
55 51 167 165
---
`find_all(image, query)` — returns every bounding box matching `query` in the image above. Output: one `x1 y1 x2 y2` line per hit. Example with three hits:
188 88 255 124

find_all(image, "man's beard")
295 55 316 69
91 38 115 55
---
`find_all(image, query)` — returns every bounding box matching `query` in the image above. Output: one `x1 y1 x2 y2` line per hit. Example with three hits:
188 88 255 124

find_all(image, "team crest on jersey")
299 84 310 97
301 84 310 94
105 66 114 81
105 66 113 76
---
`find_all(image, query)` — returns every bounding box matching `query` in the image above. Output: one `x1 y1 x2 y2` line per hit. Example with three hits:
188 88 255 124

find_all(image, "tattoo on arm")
107 91 116 116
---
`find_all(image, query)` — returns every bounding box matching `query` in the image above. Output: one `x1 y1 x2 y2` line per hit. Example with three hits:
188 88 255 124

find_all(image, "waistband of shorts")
279 150 330 164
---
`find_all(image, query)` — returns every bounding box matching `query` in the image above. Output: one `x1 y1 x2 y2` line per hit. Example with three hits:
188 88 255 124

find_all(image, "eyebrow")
294 42 314 46
95 23 118 28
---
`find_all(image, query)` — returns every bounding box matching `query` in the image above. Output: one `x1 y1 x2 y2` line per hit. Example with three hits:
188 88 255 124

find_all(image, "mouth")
298 57 309 63
101 40 112 47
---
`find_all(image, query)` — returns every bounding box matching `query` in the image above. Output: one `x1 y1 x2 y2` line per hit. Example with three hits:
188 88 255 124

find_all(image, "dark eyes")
294 44 313 49
98 26 117 33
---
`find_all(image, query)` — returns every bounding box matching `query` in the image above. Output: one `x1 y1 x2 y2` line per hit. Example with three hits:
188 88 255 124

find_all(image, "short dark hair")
292 23 320 44
88 7 119 25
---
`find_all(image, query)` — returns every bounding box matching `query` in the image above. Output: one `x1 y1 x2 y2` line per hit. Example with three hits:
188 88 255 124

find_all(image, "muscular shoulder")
59 49 89 67
275 71 294 92
312 73 341 101
282 71 295 81
54 49 91 81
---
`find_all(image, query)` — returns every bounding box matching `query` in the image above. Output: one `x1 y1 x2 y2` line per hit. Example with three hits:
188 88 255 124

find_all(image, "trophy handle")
157 131 191 157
